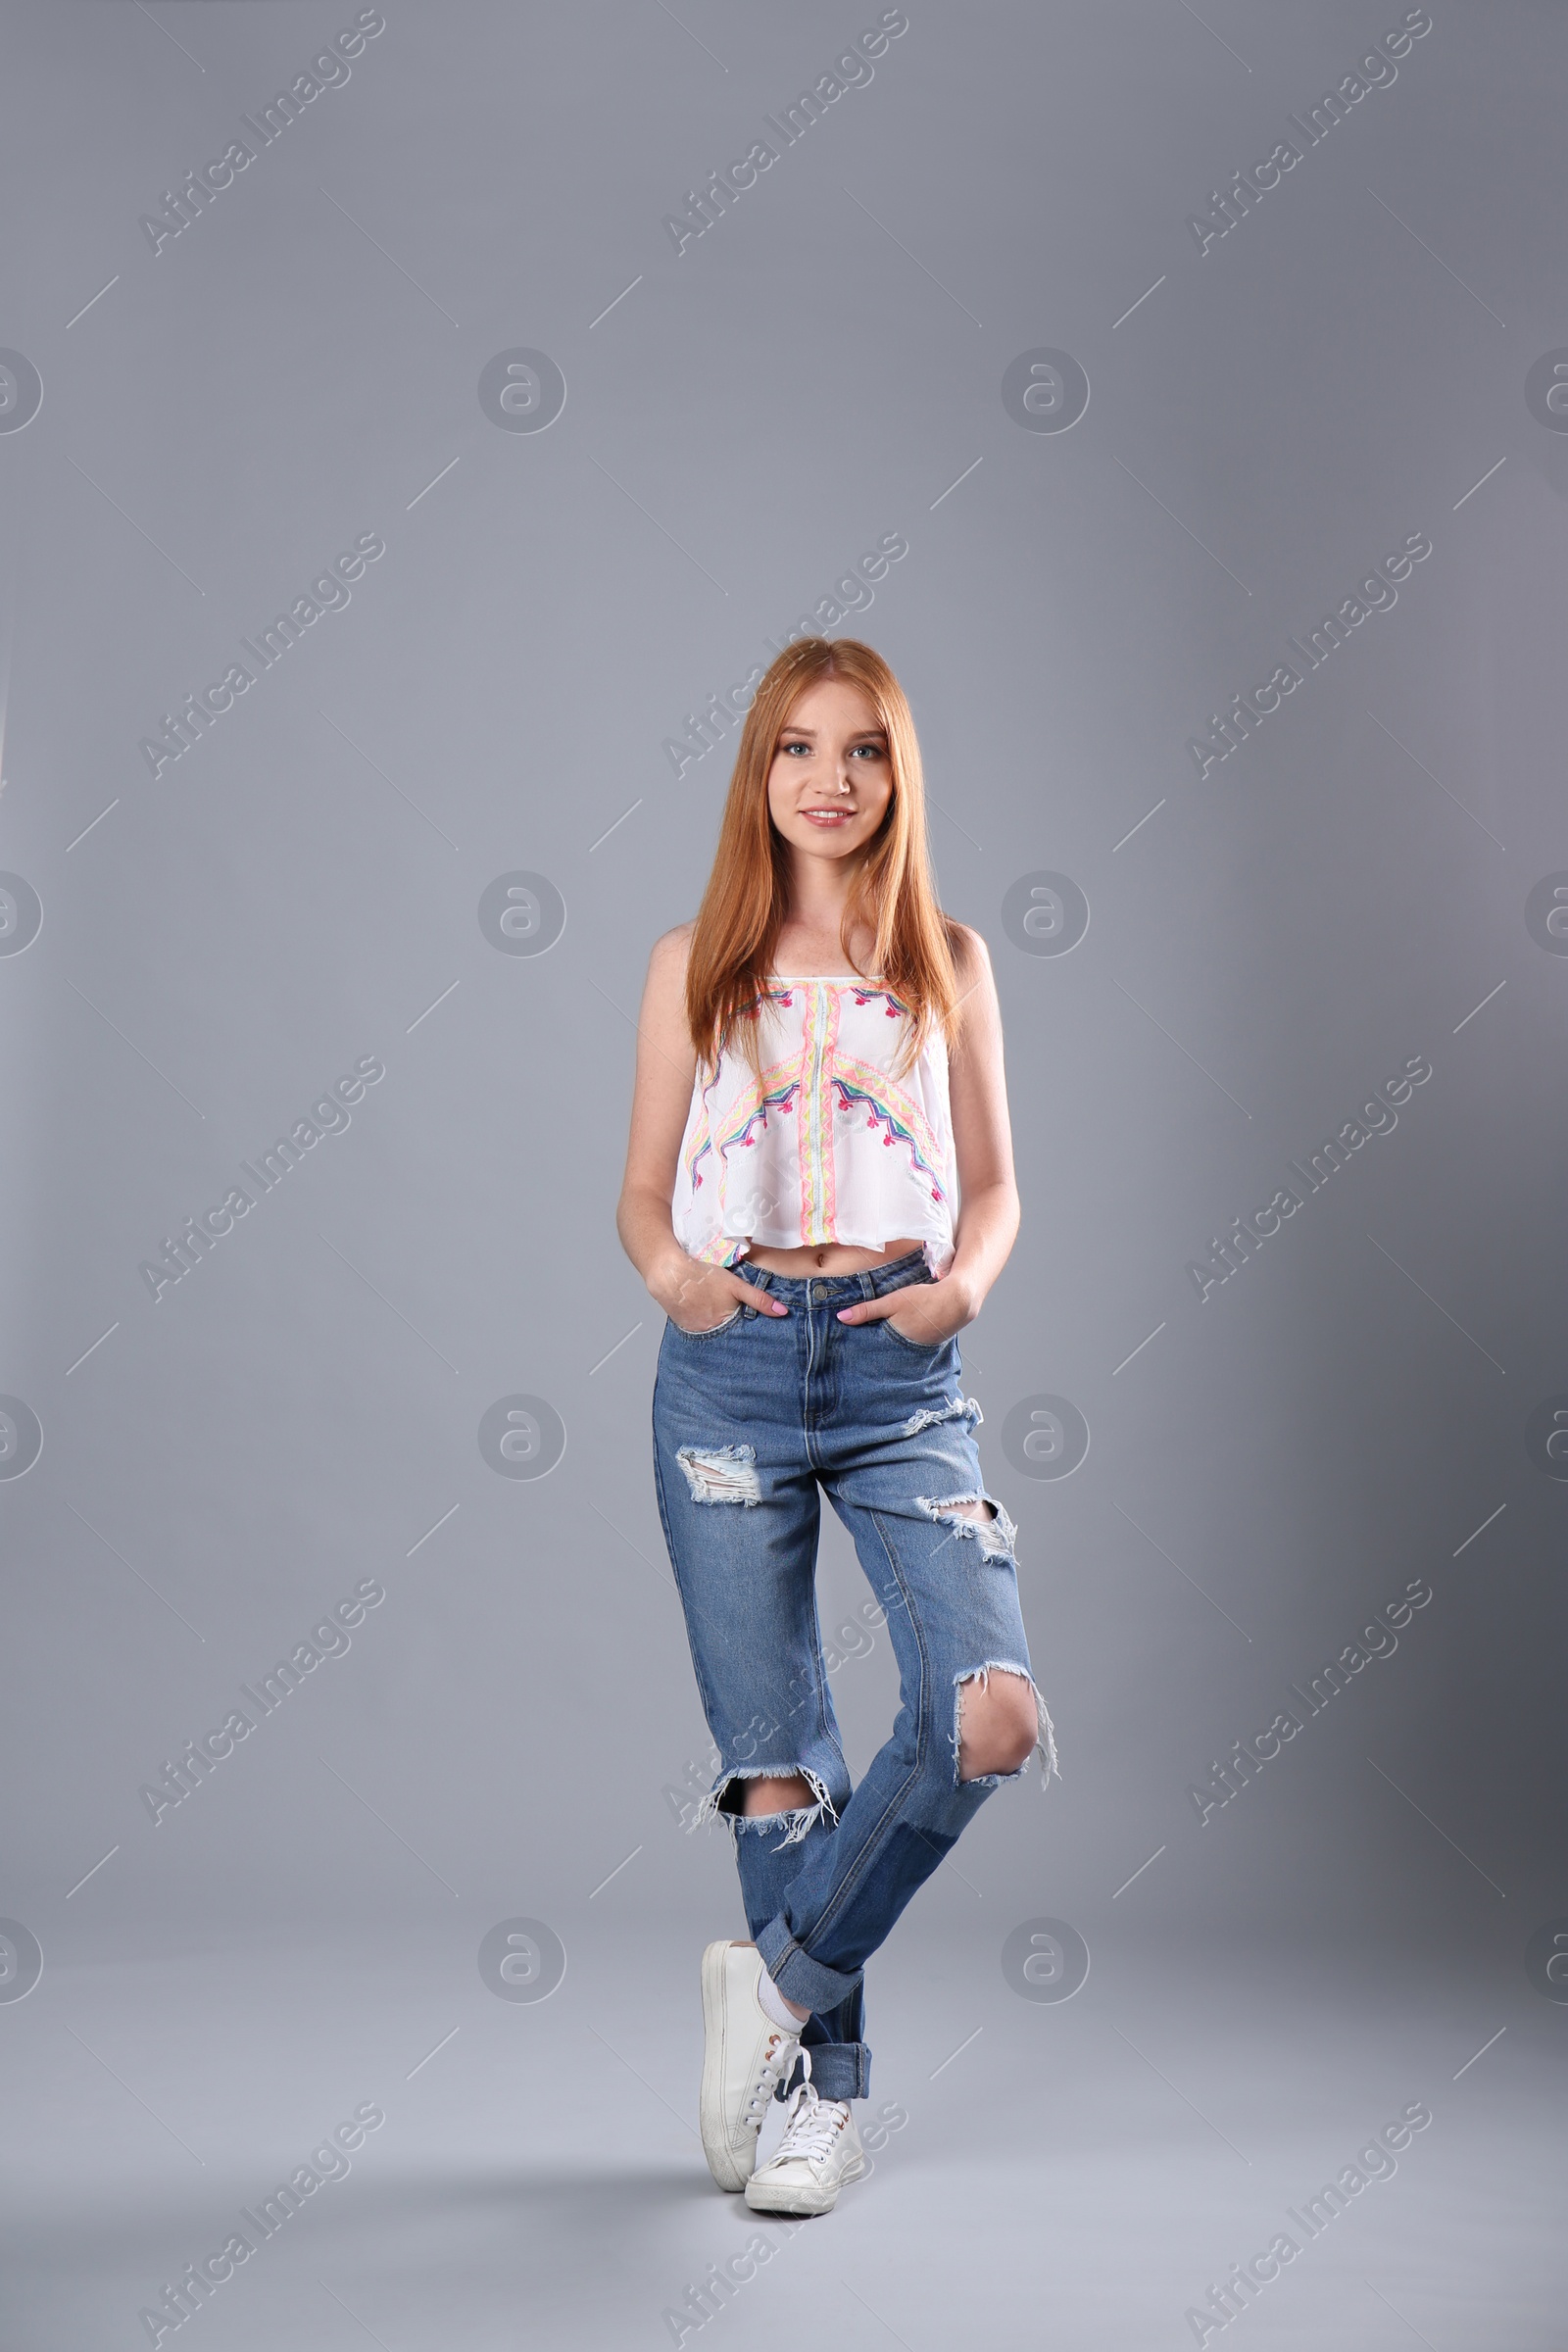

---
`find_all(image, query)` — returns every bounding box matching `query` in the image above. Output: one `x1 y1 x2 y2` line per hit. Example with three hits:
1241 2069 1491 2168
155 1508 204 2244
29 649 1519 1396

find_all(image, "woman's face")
765 676 894 866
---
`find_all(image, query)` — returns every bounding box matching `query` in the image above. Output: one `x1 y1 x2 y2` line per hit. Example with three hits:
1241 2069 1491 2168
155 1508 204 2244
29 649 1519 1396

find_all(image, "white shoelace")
768 2050 851 2169
743 2028 801 2129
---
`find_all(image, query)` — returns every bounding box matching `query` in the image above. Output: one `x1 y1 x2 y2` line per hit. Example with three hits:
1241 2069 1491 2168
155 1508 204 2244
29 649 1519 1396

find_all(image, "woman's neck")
773 912 878 977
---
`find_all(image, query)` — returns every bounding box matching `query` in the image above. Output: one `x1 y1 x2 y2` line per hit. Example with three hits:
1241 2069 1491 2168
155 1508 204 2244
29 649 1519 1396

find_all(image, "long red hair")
685 638 961 1082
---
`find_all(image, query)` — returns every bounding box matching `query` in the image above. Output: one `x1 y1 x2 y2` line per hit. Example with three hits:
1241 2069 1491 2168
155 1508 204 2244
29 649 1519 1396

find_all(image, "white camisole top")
670 976 958 1277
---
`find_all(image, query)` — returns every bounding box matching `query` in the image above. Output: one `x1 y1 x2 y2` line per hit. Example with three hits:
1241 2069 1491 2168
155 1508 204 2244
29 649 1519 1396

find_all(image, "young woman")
616 636 1057 2219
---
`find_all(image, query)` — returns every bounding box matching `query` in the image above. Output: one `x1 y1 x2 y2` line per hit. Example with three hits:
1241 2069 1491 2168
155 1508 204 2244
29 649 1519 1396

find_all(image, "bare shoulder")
645 920 696 997
948 921 998 1005
944 923 1002 1064
948 921 993 982
652 919 696 964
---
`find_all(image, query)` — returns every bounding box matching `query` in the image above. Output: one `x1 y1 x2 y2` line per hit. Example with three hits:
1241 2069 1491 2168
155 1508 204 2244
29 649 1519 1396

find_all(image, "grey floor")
4 1906 1562 2349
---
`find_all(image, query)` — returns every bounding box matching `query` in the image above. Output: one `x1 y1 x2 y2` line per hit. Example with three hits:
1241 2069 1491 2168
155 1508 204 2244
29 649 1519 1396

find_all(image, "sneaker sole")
744 2152 868 2217
699 1940 753 2192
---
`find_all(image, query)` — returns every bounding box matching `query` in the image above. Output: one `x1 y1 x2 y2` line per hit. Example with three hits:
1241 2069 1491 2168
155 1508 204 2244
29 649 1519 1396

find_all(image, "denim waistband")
736 1248 930 1301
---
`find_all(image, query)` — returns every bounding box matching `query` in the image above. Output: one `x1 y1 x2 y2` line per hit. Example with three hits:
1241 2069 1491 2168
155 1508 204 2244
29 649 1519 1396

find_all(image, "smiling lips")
801 807 856 824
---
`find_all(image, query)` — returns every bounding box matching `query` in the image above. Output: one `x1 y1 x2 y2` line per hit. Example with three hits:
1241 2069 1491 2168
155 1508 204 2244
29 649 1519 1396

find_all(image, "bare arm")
836 925 1020 1338
615 927 787 1330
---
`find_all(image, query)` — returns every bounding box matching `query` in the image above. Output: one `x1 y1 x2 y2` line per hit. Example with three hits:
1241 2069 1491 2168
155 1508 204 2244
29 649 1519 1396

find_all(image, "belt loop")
749 1263 773 1294
858 1270 875 1299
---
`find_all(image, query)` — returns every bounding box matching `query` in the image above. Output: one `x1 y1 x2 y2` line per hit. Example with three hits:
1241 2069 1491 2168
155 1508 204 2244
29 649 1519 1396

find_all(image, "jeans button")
811 1281 826 1302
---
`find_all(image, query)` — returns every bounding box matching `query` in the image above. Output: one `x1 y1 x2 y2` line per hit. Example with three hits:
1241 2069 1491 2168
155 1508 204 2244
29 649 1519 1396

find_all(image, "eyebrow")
779 725 888 741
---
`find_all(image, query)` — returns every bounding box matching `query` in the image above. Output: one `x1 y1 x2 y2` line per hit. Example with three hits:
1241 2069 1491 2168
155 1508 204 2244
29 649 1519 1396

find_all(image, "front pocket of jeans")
879 1311 946 1353
670 1304 744 1341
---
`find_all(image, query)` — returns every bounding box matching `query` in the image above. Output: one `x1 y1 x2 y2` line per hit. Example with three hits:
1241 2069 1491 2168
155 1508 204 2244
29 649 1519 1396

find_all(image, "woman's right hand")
655 1254 786 1334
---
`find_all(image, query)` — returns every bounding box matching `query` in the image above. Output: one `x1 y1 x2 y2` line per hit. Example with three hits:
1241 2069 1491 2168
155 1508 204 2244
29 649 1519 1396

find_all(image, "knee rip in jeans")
691 1764 839 1848
954 1663 1061 1789
915 1490 1018 1562
675 1443 761 1506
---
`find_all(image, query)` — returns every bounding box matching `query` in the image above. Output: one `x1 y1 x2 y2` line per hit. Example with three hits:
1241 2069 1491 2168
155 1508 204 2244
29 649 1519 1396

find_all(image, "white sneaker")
744 2048 867 2216
699 1941 803 2191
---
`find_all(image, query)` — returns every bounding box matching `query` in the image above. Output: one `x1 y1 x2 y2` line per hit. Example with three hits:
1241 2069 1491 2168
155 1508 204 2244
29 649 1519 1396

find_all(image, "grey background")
1 2 1563 2344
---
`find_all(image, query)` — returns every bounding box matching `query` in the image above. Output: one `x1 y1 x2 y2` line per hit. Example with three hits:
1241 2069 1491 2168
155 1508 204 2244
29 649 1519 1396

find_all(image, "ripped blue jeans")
651 1249 1057 2104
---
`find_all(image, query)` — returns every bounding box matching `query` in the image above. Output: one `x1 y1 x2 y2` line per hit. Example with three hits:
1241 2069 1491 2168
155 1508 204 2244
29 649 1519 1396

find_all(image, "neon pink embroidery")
671 978 956 1276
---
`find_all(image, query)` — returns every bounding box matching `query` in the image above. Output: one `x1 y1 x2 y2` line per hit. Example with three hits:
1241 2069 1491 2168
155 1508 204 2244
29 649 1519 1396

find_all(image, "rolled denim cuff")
784 2039 870 2102
757 1915 861 2014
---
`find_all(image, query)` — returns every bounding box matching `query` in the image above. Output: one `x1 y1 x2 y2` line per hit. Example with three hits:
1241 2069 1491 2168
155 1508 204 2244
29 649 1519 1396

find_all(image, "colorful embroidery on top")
671 975 957 1274
830 1070 948 1201
795 982 842 1245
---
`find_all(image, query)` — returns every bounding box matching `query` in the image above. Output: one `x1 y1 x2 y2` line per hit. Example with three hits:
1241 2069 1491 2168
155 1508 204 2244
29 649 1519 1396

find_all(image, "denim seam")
795 1501 933 1959
649 1409 733 1734
782 1481 835 1733
656 1386 852 1836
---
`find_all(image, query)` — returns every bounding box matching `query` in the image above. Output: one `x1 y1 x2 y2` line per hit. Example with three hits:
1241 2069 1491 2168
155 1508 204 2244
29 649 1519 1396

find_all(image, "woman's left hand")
836 1274 976 1348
